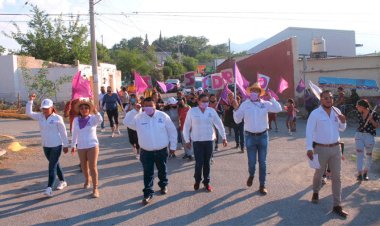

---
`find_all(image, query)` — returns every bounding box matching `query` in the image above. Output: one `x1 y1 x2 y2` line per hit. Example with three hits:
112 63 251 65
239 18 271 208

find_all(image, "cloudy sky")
0 0 379 54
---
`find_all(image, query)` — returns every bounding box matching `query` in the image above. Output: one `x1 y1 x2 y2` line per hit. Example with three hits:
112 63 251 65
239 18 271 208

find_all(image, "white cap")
167 97 178 105
40 99 53 109
197 87 203 92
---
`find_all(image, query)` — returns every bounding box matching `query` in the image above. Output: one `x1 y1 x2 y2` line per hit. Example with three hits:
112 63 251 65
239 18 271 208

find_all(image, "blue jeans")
100 111 105 129
233 122 245 148
245 131 269 187
193 141 213 185
140 148 168 198
43 145 65 187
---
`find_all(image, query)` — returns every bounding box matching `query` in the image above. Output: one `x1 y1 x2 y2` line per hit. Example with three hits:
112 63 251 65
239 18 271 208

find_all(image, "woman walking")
26 94 69 197
355 99 379 181
102 86 123 137
72 100 103 198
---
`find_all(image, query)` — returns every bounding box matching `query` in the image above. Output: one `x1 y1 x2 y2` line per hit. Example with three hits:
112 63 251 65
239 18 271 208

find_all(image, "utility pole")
89 0 99 108
228 38 231 59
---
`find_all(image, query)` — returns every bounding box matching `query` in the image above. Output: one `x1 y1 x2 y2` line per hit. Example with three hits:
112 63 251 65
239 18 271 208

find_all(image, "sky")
0 0 379 55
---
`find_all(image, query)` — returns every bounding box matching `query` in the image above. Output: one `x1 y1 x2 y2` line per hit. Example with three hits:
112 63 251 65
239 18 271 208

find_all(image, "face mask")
249 92 259 101
107 90 111 93
199 102 209 109
130 98 136 104
143 107 155 115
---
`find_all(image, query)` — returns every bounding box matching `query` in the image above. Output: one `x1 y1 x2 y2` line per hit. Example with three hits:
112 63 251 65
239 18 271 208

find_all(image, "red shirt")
178 105 191 131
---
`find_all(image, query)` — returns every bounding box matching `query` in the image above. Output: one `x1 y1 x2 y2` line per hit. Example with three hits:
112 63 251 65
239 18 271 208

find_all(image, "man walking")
125 97 177 205
183 94 227 192
233 82 282 195
306 90 348 218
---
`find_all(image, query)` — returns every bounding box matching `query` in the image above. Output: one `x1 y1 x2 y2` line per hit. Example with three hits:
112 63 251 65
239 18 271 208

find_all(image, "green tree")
96 42 112 63
181 56 198 71
0 45 5 55
4 5 90 64
127 37 144 51
21 60 71 102
163 57 185 79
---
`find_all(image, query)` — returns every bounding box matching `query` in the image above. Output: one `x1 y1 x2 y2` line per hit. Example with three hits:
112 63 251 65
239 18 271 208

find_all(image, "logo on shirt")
158 118 164 123
49 120 55 124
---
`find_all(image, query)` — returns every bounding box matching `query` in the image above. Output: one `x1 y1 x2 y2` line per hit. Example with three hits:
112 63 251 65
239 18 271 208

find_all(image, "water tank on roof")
310 37 327 58
312 37 326 53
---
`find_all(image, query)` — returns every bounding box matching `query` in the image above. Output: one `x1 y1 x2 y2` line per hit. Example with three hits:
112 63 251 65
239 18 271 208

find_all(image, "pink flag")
267 88 279 100
257 73 271 90
72 71 93 100
234 63 248 98
134 71 148 94
278 77 289 94
220 82 231 104
156 81 167 93
202 76 208 89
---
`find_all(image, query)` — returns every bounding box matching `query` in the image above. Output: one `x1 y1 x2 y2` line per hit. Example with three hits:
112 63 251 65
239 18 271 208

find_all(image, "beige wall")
296 55 380 98
0 55 18 101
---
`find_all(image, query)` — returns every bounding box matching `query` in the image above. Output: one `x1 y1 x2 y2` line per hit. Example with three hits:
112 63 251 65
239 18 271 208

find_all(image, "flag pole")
234 63 237 101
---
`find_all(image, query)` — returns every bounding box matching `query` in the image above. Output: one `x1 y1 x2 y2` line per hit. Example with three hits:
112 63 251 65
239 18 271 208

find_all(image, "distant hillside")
230 38 266 53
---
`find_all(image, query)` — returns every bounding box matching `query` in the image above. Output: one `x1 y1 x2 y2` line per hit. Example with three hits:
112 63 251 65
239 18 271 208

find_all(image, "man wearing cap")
164 97 181 157
183 93 227 192
232 82 282 195
306 90 348 218
125 97 177 205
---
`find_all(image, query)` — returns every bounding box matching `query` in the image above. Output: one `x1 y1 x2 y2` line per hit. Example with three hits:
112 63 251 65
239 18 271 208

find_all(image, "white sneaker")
56 181 67 190
117 129 121 135
111 132 115 138
136 154 140 160
100 128 105 132
44 187 53 197
211 158 215 165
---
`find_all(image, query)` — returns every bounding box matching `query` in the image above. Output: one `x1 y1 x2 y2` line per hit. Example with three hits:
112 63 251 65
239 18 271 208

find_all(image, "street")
0 116 380 225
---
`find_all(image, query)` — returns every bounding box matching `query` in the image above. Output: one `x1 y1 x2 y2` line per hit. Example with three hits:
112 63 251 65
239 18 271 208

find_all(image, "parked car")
165 79 181 92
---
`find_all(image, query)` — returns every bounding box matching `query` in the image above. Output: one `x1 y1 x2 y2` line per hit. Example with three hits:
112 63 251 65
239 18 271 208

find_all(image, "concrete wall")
298 55 380 97
0 55 17 101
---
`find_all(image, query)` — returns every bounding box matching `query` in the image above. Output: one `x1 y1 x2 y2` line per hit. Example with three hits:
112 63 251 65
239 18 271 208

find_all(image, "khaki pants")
78 146 99 189
313 145 342 206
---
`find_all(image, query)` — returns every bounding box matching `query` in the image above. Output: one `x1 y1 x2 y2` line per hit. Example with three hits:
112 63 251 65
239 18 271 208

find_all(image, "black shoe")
246 176 254 187
182 154 188 159
239 148 244 153
188 155 193 161
363 173 369 181
235 144 239 149
332 206 348 218
169 153 176 158
259 186 268 195
194 182 200 190
142 195 153 205
160 186 168 195
357 174 363 181
311 193 319 204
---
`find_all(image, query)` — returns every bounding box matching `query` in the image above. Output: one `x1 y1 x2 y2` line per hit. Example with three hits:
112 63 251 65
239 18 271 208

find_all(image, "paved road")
0 117 380 225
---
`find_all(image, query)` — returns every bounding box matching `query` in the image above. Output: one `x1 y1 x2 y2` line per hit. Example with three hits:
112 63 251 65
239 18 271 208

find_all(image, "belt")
245 130 267 136
313 142 340 147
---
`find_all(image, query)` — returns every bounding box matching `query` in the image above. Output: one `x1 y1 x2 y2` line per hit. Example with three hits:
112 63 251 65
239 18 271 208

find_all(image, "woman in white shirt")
26 94 69 197
71 100 103 198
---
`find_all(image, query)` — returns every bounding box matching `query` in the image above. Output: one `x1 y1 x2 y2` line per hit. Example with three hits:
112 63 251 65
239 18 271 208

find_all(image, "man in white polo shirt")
233 82 282 195
306 90 348 218
183 93 227 192
125 97 177 205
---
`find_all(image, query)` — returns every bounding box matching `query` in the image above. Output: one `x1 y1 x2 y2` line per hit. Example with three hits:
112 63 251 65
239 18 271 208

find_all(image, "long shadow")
34 191 195 226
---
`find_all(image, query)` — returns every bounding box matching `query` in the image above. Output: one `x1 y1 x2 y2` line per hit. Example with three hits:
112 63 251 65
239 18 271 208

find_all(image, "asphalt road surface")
0 116 379 225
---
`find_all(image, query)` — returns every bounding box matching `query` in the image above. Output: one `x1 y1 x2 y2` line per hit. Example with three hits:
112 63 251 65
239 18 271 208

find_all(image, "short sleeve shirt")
357 110 379 136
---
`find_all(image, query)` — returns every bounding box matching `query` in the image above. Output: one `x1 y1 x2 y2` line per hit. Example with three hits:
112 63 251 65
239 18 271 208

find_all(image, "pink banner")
184 71 195 87
72 71 93 100
141 76 153 88
257 73 271 90
234 63 248 98
221 68 234 84
157 81 167 93
211 73 224 90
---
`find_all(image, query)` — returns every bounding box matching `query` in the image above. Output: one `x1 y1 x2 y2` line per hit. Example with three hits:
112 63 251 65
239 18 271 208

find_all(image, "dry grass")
0 112 30 120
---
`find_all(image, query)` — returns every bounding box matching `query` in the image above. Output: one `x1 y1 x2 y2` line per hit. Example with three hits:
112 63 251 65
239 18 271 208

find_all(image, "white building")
0 55 121 103
248 27 357 57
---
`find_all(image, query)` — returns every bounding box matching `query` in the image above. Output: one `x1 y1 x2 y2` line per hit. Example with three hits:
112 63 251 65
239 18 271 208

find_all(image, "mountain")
230 38 266 53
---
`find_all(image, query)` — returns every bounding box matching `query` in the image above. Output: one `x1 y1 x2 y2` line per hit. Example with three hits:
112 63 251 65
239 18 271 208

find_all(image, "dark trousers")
193 141 213 185
127 128 140 149
140 148 168 198
106 108 119 128
233 122 245 148
43 145 65 187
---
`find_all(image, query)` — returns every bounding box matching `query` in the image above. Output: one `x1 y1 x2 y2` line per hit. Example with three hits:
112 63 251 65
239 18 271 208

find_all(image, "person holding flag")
232 82 282 195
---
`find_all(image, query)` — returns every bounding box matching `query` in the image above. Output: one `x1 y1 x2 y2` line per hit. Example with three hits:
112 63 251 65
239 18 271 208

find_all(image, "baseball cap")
167 97 178 105
40 99 53 109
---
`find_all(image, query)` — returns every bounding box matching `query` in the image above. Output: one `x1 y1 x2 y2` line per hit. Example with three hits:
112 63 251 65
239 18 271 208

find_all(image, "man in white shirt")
98 86 106 132
233 82 282 195
183 93 227 192
306 90 348 218
125 97 177 205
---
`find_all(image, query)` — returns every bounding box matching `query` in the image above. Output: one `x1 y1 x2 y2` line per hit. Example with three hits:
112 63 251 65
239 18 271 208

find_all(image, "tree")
96 42 112 63
0 45 5 55
4 5 90 64
181 56 198 71
20 60 71 102
143 34 149 51
163 57 185 79
127 37 144 51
